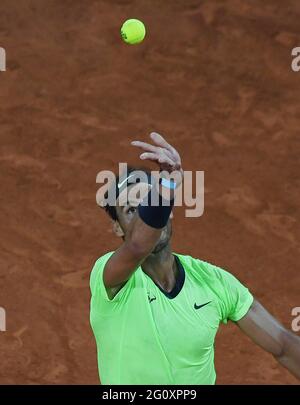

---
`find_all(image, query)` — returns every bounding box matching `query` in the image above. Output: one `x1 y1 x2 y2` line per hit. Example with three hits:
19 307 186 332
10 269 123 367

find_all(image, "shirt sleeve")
196 260 254 324
216 268 254 323
90 251 134 306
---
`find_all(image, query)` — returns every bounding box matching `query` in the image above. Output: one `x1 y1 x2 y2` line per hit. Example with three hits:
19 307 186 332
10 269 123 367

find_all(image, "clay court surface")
0 0 299 384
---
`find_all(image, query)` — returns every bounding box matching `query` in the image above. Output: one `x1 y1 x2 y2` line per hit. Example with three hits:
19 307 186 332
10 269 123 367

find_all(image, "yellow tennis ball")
120 19 146 45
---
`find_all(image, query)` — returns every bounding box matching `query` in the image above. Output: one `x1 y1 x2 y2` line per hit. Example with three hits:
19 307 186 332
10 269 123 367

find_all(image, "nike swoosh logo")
194 301 211 310
149 297 156 303
117 174 136 189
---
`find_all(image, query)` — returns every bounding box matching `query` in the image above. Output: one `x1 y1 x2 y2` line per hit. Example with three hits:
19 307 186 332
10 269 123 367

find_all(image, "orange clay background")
0 0 299 384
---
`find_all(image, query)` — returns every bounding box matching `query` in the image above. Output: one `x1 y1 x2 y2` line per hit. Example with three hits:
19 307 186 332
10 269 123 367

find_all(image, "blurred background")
0 0 299 384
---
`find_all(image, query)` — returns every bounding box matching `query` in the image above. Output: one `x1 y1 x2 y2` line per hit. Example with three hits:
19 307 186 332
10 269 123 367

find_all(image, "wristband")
159 177 177 190
138 185 174 229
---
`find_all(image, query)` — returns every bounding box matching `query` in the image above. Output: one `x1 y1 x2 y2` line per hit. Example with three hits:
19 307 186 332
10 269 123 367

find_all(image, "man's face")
114 182 172 253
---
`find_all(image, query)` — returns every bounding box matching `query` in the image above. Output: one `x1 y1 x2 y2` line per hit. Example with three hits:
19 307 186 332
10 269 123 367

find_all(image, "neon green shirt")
90 252 253 385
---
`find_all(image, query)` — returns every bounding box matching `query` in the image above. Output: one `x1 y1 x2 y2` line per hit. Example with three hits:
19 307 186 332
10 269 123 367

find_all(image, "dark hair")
103 166 152 221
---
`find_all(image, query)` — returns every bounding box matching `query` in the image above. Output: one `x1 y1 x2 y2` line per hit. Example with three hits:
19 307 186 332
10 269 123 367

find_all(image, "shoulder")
90 251 141 304
175 253 229 282
176 253 253 323
93 251 115 267
175 253 249 295
90 251 115 294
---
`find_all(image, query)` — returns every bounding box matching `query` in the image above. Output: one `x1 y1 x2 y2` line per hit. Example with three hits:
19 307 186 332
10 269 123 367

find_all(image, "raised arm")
103 132 183 298
237 299 300 380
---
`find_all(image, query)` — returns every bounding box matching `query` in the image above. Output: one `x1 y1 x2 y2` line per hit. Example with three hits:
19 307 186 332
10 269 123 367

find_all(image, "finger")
150 132 174 153
164 148 177 161
140 152 175 167
139 152 159 161
156 142 180 164
131 140 158 154
150 132 180 161
158 155 175 166
132 137 178 163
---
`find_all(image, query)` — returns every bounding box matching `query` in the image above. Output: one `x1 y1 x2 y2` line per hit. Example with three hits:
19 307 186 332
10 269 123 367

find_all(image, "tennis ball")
120 19 146 45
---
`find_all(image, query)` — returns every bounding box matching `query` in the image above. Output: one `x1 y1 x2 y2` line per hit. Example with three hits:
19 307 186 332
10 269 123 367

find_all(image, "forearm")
104 187 174 289
103 220 160 291
238 300 300 380
275 330 300 380
103 132 182 291
125 214 161 257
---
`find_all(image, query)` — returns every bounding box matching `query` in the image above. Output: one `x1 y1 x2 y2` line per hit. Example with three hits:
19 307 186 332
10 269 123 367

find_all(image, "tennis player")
90 132 300 384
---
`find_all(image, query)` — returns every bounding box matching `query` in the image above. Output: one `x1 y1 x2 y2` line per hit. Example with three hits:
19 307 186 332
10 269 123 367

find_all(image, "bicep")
237 299 286 357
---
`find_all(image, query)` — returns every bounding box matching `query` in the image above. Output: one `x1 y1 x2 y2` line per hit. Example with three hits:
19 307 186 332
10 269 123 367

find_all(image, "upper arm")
90 252 136 314
204 263 254 324
102 241 145 298
237 299 286 357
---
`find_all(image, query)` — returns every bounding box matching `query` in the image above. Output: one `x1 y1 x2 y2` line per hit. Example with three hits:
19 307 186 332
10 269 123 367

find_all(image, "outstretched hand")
131 132 183 185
